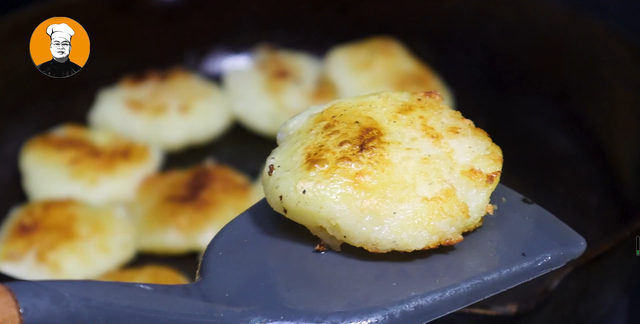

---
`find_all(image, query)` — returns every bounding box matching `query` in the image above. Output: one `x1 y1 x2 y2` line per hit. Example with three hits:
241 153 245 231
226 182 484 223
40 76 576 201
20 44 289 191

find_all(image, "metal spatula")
0 184 586 324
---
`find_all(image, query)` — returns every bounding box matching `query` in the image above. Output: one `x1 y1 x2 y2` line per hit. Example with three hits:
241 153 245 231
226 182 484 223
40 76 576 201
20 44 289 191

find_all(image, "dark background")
2 0 638 43
1 1 639 323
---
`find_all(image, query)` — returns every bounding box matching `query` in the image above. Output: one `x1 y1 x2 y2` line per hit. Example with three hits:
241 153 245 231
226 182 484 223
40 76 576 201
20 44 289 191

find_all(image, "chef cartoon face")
46 23 75 61
50 36 71 59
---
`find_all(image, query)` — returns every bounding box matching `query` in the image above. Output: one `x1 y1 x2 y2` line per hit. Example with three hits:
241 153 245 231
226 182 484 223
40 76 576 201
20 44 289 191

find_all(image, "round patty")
263 91 502 253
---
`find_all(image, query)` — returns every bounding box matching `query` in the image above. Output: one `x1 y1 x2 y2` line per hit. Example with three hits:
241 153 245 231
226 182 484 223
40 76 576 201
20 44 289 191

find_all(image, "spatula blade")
198 183 586 323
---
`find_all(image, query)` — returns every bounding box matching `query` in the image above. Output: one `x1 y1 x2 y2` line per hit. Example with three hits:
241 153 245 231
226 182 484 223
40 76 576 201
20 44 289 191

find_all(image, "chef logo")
30 17 90 78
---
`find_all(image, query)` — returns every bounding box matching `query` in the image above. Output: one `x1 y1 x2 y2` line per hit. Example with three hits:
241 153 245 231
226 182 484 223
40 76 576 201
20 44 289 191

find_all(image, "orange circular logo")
30 17 90 78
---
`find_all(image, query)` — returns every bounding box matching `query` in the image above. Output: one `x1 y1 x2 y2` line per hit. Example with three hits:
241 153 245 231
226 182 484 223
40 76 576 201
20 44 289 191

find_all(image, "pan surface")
0 0 638 319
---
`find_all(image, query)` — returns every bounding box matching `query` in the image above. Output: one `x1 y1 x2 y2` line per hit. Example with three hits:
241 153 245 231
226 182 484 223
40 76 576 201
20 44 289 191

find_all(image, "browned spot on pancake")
448 126 462 134
126 98 144 111
419 187 471 222
0 200 109 272
314 242 329 252
461 168 490 184
25 124 151 178
282 207 288 215
486 204 495 215
303 102 391 190
338 140 351 147
440 236 463 246
272 68 290 79
126 99 168 116
421 124 441 140
268 164 275 176
393 93 448 140
419 91 443 101
305 155 329 170
167 167 212 203
256 46 298 94
322 120 338 131
137 163 252 232
303 102 390 185
310 75 337 104
252 44 336 110
396 104 416 115
178 103 191 114
356 127 383 154
336 156 353 166
486 171 501 184
15 221 38 236
490 156 504 165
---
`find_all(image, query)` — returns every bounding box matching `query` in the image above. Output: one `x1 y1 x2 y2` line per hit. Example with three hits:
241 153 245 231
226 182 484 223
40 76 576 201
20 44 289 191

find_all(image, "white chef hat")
46 23 75 42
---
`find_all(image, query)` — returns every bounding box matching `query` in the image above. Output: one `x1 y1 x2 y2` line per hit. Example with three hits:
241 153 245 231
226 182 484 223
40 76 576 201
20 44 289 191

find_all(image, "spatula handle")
0 284 21 324
3 280 237 323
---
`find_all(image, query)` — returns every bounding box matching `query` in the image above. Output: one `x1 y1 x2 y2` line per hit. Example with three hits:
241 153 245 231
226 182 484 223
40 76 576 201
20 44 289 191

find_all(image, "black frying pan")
0 0 638 322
